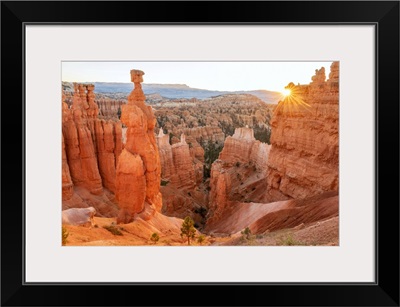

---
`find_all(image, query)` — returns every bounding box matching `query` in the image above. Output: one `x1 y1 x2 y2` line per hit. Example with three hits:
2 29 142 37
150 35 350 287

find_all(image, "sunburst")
275 83 311 116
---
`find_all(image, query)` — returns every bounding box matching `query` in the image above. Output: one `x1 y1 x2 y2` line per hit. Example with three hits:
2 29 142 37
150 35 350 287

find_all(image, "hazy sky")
62 61 333 92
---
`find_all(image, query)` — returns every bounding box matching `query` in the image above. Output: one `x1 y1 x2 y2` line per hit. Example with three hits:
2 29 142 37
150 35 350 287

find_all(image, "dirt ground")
62 215 338 247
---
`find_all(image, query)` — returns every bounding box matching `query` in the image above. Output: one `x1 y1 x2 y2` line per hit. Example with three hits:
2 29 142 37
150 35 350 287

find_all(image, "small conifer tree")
180 216 196 246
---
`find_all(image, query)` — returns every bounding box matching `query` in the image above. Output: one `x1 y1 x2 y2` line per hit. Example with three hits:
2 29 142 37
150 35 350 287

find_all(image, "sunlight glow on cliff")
275 84 311 116
282 88 292 97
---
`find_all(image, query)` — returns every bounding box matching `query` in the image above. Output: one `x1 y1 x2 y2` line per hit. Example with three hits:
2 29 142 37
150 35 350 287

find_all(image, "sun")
282 88 291 97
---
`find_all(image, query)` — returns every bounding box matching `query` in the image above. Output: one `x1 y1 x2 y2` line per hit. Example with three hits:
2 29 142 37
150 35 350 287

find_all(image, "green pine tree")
180 216 196 246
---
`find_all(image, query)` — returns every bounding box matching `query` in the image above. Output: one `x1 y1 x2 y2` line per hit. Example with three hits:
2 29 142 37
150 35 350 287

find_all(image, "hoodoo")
115 70 163 223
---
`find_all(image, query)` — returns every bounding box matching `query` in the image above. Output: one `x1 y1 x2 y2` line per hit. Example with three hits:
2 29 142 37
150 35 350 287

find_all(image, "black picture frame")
1 1 399 306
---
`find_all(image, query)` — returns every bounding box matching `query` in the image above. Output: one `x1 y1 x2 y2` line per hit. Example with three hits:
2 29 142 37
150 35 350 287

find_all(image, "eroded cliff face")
266 62 339 200
62 84 121 216
157 131 196 190
205 62 339 234
156 130 208 227
180 126 225 146
62 133 73 200
96 97 125 119
205 127 271 231
115 70 162 223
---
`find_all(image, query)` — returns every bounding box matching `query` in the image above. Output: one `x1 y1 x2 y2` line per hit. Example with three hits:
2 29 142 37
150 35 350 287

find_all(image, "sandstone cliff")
266 62 339 200
157 131 196 190
156 130 208 226
115 70 162 223
205 62 339 234
180 126 225 146
62 84 122 216
62 83 104 195
96 97 126 119
205 127 271 230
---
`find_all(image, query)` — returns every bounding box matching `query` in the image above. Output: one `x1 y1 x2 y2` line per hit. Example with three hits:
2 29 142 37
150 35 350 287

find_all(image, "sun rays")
282 88 292 97
276 83 311 116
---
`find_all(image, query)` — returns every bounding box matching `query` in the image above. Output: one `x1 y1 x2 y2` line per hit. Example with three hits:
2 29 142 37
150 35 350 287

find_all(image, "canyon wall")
266 61 339 200
156 130 208 226
96 97 125 119
205 62 339 234
205 127 271 230
62 84 122 216
156 131 196 190
115 70 162 223
180 126 225 146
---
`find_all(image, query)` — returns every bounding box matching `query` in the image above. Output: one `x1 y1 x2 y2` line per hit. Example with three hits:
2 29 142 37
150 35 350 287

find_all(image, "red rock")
63 86 103 195
115 70 163 223
115 149 146 223
157 131 196 190
180 126 225 145
171 134 196 189
62 134 73 200
95 120 122 192
206 63 339 233
96 97 125 119
266 62 339 199
206 192 338 235
156 129 175 180
206 127 272 229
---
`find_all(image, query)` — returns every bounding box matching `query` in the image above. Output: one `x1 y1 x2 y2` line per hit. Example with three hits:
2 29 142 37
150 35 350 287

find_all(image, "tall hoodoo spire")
115 69 162 224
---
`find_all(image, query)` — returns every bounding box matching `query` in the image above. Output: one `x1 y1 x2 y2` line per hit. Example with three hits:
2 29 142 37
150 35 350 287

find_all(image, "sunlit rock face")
156 130 207 227
62 84 122 216
266 61 339 200
62 83 103 196
115 70 163 223
205 62 339 234
205 127 272 231
156 131 197 190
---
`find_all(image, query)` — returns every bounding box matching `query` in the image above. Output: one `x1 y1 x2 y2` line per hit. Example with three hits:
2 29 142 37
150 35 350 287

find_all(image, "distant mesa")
61 81 282 104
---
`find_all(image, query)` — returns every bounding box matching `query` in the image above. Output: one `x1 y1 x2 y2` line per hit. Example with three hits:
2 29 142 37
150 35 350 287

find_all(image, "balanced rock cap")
130 69 145 82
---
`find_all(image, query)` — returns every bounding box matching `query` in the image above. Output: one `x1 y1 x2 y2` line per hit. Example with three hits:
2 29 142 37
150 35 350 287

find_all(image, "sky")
62 61 334 92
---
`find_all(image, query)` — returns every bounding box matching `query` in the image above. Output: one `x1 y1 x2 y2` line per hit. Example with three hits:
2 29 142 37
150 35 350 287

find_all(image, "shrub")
62 226 69 246
241 227 252 240
278 233 303 246
150 233 160 244
197 235 205 245
160 179 169 186
103 225 123 236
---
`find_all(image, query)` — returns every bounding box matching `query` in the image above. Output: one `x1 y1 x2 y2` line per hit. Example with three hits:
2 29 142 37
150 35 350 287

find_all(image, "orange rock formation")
266 61 339 200
63 83 103 195
156 131 196 190
156 129 208 226
62 84 122 216
206 127 271 231
97 98 125 118
205 62 339 234
180 126 225 145
115 70 162 223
